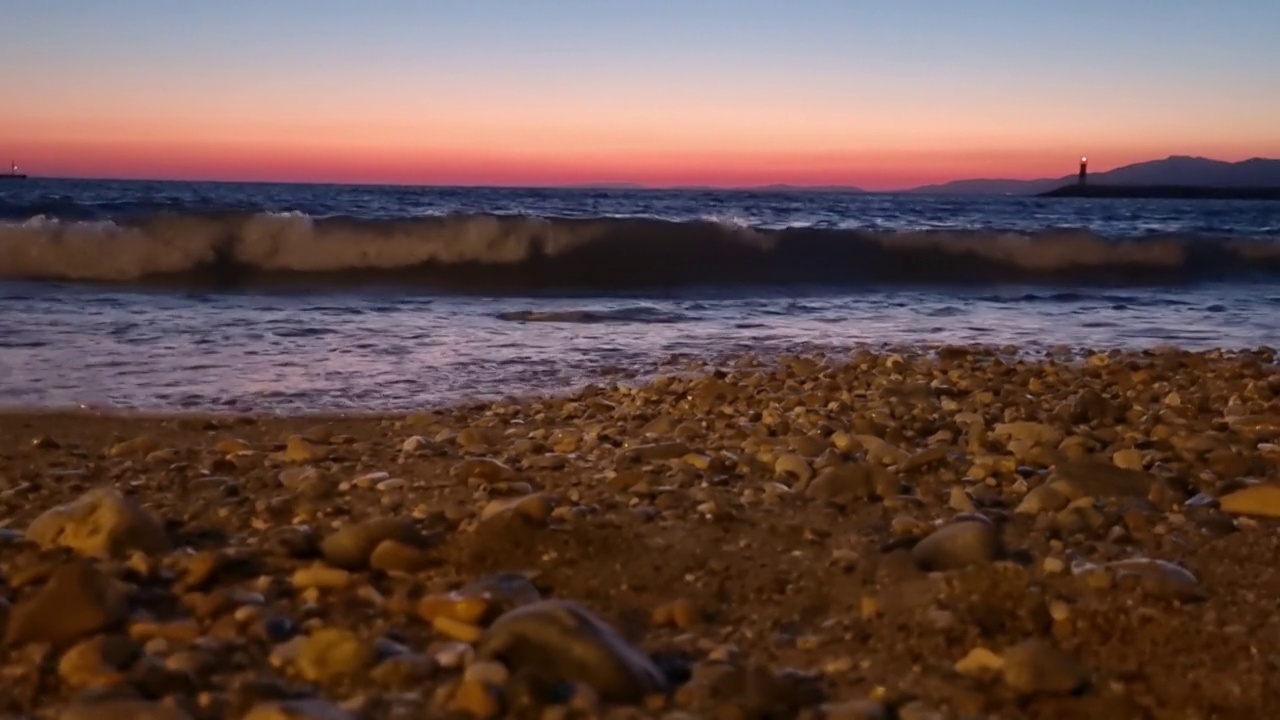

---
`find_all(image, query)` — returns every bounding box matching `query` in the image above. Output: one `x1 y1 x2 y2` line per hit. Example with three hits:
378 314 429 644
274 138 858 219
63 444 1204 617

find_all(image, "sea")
2 178 1279 412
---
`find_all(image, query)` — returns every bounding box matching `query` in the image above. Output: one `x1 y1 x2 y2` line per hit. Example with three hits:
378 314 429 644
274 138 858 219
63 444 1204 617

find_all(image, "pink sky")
8 123 1277 190
4 4 1279 190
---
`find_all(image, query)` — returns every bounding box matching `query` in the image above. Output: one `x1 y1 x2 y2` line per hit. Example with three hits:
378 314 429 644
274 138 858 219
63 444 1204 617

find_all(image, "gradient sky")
3 0 1279 189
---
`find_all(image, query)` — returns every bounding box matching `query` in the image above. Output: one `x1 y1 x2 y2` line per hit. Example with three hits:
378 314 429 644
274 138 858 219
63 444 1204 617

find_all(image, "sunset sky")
3 0 1279 190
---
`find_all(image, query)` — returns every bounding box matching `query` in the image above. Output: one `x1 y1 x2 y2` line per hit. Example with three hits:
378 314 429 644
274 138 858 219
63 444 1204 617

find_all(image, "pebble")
480 493 554 524
293 628 377 683
107 435 160 458
910 519 1002 571
1015 484 1069 514
291 564 352 590
281 435 329 463
954 646 1005 677
319 518 428 569
1051 457 1154 499
476 599 668 701
1218 483 1280 518
806 464 874 504
1001 638 1087 695
57 633 138 688
1105 558 1206 602
774 453 813 483
369 538 436 572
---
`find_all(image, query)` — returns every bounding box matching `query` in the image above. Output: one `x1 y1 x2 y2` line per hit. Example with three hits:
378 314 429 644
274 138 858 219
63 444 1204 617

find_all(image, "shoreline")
1 346 1278 718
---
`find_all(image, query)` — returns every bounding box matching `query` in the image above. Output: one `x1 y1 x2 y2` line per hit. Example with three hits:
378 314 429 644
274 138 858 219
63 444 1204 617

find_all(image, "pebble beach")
3 346 1280 719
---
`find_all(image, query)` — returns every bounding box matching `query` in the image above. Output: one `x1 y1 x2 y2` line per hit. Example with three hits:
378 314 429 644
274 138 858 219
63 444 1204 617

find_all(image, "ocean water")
2 178 1279 412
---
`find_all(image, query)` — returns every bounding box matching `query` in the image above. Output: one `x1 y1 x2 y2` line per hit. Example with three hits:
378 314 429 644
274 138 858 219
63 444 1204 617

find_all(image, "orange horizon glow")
9 136 1279 191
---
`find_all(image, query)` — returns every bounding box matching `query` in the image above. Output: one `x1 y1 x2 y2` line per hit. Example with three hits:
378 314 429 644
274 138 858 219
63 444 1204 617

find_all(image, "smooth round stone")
476 599 668 702
910 519 1001 571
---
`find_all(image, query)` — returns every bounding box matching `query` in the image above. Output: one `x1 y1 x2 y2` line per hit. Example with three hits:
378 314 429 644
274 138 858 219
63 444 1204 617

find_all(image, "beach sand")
1 346 1279 719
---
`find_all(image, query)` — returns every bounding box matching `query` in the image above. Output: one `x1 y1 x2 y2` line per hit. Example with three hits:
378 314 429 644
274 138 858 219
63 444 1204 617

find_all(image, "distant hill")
907 156 1280 195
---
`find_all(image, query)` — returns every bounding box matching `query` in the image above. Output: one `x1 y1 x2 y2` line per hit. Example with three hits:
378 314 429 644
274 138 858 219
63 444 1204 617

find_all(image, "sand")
1 346 1279 719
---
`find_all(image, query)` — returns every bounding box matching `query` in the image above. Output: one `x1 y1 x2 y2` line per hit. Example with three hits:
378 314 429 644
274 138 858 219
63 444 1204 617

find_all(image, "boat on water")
2 161 28 180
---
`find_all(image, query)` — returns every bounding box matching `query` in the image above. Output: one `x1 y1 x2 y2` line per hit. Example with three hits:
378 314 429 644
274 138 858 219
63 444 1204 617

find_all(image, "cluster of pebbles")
1 346 1279 719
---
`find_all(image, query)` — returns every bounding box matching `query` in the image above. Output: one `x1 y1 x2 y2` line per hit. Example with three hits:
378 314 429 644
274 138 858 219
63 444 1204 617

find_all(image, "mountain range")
906 156 1280 195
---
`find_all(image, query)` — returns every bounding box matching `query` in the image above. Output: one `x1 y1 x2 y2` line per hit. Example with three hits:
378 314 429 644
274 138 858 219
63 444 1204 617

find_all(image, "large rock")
476 599 668 701
27 487 169 559
5 561 128 647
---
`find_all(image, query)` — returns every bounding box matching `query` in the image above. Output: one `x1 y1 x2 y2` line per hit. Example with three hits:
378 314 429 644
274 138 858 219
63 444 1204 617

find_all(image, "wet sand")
2 346 1279 719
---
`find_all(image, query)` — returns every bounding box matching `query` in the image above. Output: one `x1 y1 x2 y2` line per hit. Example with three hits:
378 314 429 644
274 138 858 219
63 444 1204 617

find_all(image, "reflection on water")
1 282 1276 412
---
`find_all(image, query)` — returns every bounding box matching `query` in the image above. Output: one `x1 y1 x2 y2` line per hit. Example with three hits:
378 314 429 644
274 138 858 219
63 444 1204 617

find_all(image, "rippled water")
3 282 1277 411
4 180 1279 411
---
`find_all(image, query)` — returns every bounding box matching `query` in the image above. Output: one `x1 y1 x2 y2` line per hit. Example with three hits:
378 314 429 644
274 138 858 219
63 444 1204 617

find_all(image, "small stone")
1042 557 1066 574
464 660 511 686
774 453 813 483
1001 638 1087 695
291 564 352 590
1051 457 1154 499
432 615 484 643
215 437 253 454
651 598 699 629
320 518 427 569
451 678 503 719
477 599 668 702
949 486 976 512
993 422 1064 447
954 646 1005 677
480 493 554 524
806 464 874 504
5 561 128 647
618 442 692 465
281 435 328 463
1105 558 1205 601
58 634 139 688
294 628 377 683
1218 484 1280 518
910 519 1001 571
1016 484 1069 515
452 458 518 483
419 593 491 625
108 435 160 458
1112 448 1145 471
369 539 436 572
27 487 170 559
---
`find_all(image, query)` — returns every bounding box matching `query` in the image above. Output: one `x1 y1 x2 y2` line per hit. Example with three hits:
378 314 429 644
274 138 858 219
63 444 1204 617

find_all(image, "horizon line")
8 153 1277 192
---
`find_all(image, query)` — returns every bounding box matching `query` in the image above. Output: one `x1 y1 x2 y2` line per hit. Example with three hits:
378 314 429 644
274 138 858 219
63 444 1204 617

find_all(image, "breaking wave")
1 211 1278 291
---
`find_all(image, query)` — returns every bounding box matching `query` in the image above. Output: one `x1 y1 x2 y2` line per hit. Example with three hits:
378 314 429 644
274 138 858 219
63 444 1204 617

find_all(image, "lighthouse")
1079 157 1088 186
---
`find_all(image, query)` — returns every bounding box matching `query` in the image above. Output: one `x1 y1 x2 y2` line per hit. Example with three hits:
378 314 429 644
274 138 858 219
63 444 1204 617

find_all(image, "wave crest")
1 211 1277 290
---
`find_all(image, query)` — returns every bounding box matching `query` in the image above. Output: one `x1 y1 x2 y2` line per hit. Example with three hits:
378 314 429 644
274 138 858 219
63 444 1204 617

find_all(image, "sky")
2 1 1279 190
